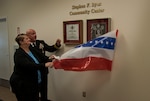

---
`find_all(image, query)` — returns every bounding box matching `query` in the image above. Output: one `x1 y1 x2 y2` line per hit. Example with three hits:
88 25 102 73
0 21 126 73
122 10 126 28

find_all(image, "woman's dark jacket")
9 47 50 94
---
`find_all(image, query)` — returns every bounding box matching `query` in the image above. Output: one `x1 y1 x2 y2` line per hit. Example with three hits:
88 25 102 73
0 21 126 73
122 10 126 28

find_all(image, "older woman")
10 33 53 101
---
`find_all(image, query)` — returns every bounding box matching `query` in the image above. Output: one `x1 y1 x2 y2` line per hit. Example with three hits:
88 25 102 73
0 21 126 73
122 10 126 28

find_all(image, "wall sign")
69 2 104 15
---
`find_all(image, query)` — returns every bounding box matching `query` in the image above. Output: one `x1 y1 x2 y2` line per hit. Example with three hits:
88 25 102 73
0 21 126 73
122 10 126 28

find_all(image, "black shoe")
46 99 52 101
47 100 52 101
39 98 52 101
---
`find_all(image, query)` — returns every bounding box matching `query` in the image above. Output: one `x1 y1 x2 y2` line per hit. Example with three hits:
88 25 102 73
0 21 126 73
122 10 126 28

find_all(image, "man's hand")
49 55 60 61
56 39 61 46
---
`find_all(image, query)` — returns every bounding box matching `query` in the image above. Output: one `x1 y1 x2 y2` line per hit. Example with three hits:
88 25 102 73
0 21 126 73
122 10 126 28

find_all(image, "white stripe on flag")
61 47 114 60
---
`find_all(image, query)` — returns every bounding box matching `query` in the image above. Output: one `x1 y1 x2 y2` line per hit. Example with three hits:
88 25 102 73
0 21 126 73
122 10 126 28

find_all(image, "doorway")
0 17 10 80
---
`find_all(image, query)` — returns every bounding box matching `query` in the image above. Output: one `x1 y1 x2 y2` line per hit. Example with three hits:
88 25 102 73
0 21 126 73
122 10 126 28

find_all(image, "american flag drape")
53 30 118 71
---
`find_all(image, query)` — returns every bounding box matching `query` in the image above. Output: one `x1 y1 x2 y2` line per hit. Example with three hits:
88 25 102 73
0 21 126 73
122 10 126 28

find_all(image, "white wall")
0 0 150 101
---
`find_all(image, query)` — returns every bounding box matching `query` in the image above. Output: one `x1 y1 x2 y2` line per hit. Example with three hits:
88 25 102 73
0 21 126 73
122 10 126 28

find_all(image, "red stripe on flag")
116 29 119 37
53 57 112 71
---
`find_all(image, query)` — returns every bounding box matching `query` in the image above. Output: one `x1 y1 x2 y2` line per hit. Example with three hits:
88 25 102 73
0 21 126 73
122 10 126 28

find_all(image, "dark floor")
0 86 17 101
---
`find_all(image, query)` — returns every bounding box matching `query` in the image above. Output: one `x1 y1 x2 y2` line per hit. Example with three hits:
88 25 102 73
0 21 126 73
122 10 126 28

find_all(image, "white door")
0 17 10 80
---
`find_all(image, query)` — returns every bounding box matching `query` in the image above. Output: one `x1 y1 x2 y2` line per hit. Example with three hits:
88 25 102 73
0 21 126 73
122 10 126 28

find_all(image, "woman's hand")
45 62 53 68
